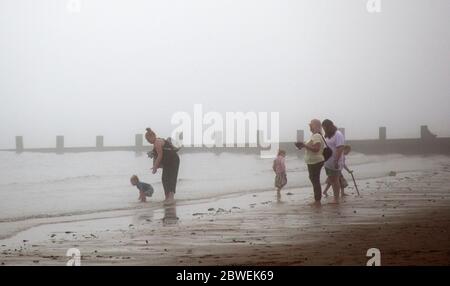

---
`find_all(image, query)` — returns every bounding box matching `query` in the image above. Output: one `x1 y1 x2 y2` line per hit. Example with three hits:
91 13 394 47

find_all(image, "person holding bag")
296 119 326 207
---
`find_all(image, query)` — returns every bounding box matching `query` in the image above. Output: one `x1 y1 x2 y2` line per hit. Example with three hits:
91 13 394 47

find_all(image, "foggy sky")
1 0 449 149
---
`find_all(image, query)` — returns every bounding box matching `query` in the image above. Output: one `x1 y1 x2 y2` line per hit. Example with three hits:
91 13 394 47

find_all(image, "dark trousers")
307 161 324 202
162 154 180 194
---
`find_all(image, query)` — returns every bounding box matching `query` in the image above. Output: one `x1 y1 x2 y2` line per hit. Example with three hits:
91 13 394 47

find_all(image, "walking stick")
350 172 360 196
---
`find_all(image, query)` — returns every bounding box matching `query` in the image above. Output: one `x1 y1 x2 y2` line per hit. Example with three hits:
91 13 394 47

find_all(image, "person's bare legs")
276 188 281 202
164 192 175 205
139 191 147 202
323 183 331 196
329 175 341 203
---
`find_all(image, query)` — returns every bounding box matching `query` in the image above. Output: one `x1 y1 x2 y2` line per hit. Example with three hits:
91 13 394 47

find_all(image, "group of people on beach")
131 119 351 207
273 119 353 206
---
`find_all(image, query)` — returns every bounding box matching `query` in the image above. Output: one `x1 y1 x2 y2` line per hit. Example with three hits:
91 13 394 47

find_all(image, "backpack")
164 137 180 152
147 137 180 161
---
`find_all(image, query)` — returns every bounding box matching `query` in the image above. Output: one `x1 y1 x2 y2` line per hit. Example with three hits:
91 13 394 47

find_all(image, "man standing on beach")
322 119 345 203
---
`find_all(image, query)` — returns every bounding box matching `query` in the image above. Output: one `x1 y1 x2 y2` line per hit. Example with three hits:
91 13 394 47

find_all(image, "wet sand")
1 161 450 266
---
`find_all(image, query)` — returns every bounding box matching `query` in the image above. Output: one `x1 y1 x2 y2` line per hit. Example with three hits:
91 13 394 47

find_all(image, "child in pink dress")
273 150 287 195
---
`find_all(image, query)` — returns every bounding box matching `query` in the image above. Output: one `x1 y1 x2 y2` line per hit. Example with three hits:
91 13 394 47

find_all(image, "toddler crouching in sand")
273 150 287 195
130 175 154 202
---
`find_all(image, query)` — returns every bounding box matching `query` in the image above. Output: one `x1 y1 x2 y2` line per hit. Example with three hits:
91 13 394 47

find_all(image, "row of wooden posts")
13 126 435 152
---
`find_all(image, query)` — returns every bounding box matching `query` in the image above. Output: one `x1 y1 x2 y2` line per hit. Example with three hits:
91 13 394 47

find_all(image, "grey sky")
0 0 449 148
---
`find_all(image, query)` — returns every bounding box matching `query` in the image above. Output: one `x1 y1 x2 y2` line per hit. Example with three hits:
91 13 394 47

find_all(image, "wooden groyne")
2 126 450 156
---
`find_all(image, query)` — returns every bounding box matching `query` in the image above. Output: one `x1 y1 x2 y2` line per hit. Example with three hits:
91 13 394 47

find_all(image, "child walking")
273 150 287 195
323 145 352 197
130 175 154 202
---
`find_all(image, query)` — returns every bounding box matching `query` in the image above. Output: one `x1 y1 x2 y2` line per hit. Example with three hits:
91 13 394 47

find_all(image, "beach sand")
1 161 450 266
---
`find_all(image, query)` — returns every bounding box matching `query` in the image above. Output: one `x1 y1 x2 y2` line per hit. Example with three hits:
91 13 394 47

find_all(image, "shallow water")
0 150 447 238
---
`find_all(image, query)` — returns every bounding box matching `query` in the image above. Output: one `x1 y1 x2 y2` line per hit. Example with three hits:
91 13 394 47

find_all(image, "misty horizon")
1 0 449 149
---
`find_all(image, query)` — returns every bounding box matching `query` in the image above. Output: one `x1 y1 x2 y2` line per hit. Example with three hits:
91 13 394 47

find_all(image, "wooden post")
56 136 64 153
257 130 261 147
379 127 386 140
15 136 23 153
135 134 143 150
96 136 104 149
213 131 222 147
296 130 304 143
421 125 436 140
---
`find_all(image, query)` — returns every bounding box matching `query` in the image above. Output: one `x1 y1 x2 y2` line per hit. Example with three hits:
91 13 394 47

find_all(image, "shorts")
325 167 342 177
325 173 348 188
142 189 154 197
275 173 287 189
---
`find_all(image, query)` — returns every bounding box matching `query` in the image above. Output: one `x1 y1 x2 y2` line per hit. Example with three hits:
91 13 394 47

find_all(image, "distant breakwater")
2 126 449 156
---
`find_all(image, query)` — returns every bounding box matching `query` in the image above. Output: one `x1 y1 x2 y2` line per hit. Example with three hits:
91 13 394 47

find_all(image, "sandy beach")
1 156 449 266
1 0 450 271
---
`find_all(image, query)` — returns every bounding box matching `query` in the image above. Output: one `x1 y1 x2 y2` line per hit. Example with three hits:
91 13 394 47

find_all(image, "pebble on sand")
193 213 206 216
389 171 397 176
